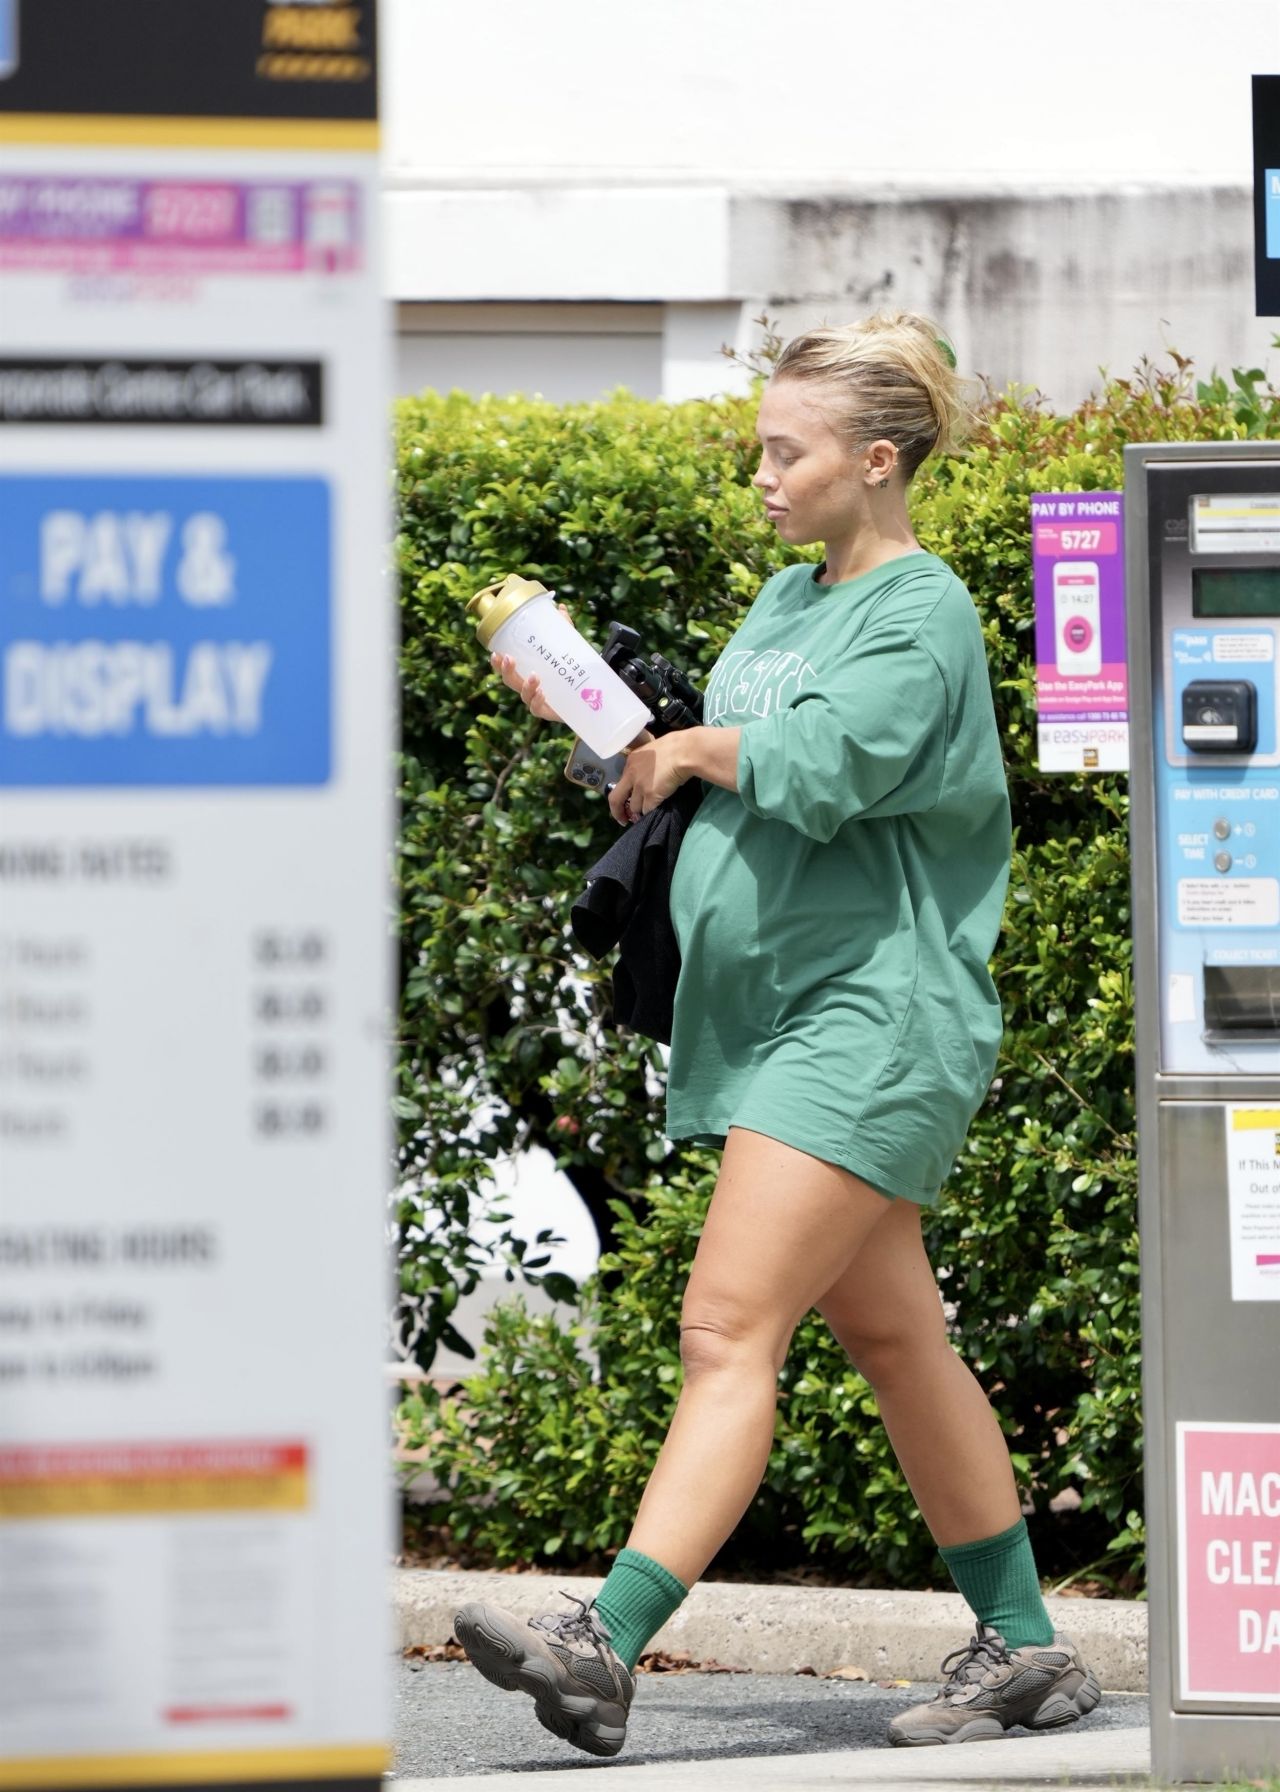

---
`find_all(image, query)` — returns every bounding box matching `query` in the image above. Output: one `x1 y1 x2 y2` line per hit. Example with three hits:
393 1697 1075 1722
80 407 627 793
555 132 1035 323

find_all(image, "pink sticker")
580 688 603 711
0 178 361 277
1178 1423 1280 1701
1034 521 1119 556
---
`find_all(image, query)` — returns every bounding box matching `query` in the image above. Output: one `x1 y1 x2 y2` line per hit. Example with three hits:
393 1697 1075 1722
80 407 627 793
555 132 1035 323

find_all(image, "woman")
456 313 1101 1756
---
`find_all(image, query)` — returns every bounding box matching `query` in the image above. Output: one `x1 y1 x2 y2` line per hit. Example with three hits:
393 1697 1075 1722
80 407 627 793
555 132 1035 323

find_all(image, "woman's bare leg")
815 1198 1022 1545
624 1126 896 1588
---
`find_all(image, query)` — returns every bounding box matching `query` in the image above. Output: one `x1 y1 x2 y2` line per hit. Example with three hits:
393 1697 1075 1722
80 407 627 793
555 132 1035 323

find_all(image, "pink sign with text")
1178 1422 1280 1702
0 178 362 276
1031 491 1129 771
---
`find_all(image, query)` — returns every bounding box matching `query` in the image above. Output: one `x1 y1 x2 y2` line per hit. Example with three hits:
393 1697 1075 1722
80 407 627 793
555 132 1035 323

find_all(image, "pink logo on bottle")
580 688 603 711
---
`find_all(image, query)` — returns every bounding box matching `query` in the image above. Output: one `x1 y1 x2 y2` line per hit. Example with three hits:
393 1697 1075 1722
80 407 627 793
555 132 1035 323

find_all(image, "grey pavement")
393 1658 1151 1789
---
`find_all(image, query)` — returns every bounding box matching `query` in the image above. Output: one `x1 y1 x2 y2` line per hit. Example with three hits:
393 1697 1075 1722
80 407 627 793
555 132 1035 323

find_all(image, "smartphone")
1053 561 1102 677
564 734 629 793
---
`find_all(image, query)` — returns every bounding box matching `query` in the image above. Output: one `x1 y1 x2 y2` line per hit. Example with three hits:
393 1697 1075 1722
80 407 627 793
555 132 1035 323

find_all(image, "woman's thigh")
680 1126 897 1372
814 1195 949 1376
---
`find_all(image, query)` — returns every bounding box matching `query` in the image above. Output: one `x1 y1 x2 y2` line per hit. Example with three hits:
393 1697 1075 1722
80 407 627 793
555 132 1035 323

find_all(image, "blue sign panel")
1268 170 1280 260
0 474 331 786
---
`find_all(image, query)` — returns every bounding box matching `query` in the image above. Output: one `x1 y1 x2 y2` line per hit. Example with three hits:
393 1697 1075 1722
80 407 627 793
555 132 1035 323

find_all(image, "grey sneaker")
454 1590 635 1758
888 1623 1102 1747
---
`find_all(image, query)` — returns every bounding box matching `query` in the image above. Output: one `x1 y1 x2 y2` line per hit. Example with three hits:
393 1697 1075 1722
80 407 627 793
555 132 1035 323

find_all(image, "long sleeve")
735 629 948 842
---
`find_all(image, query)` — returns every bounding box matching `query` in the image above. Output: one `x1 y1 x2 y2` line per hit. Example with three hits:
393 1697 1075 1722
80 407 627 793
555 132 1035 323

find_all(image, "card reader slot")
1202 964 1280 1036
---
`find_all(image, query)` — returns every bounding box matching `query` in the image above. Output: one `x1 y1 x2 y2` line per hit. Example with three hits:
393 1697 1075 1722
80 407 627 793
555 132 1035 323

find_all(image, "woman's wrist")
675 724 741 793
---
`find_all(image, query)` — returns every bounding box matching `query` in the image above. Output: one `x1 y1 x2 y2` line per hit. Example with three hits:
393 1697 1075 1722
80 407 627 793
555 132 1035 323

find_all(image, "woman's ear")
859 438 899 486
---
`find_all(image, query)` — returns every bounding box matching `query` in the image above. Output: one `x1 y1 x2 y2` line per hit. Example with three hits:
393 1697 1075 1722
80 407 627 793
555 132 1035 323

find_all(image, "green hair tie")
935 337 957 369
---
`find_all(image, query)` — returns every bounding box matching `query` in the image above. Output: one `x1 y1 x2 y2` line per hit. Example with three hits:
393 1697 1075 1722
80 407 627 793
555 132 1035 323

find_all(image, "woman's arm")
672 724 741 794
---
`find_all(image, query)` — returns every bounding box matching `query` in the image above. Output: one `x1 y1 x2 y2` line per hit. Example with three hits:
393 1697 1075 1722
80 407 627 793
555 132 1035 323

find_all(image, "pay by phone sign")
1031 492 1128 773
1178 1422 1280 1702
0 473 331 786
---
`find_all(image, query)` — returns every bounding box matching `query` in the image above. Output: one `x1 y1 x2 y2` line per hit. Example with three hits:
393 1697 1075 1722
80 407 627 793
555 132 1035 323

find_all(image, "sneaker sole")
453 1603 628 1759
889 1664 1103 1747
1023 1666 1103 1730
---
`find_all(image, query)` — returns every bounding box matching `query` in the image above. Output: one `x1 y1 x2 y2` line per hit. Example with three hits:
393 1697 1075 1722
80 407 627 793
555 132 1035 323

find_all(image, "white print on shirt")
703 647 817 724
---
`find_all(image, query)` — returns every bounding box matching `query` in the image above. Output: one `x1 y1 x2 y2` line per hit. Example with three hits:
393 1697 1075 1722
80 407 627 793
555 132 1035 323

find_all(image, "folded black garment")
569 777 705 1045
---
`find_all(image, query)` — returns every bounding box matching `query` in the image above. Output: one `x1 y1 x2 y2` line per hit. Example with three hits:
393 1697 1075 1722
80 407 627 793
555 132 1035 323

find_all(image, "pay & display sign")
0 4 392 1790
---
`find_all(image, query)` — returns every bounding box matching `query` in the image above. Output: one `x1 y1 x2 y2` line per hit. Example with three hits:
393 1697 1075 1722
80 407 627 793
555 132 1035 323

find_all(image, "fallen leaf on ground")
635 1649 749 1676
875 1677 912 1688
823 1664 869 1681
634 1648 742 1677
794 1664 818 1676
404 1641 468 1663
635 1649 694 1674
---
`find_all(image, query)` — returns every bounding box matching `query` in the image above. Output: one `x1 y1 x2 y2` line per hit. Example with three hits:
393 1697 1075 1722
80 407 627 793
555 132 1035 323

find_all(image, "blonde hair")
770 311 974 480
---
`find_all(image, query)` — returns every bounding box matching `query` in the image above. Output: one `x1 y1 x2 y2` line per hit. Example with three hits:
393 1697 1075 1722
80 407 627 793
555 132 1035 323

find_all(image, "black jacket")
569 778 705 1045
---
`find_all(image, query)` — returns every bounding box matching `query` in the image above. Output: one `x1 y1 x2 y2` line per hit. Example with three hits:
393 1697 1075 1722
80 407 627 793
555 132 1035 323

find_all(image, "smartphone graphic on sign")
1053 561 1102 677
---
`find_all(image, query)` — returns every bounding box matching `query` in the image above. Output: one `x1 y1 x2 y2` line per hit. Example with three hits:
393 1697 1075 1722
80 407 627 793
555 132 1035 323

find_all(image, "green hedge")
393 347 1280 1590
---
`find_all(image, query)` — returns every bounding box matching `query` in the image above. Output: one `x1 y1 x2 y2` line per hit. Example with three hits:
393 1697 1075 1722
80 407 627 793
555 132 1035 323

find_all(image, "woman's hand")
490 604 654 744
608 732 691 826
489 602 574 721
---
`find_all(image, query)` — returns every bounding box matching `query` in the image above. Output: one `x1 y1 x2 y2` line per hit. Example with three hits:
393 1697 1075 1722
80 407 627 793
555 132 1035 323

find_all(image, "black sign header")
1253 75 1280 317
0 1 377 123
0 359 325 426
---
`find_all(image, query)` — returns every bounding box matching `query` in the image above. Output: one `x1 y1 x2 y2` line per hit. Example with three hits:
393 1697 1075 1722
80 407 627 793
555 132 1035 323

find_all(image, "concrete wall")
383 0 1263 186
396 302 664 403
382 0 1280 407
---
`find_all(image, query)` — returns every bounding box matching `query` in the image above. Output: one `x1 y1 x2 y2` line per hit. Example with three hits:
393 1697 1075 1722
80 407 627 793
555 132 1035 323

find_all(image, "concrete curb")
393 1569 1148 1692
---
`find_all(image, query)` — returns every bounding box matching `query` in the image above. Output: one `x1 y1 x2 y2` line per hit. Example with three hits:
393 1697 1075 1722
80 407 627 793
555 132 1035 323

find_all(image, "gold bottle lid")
466 574 552 648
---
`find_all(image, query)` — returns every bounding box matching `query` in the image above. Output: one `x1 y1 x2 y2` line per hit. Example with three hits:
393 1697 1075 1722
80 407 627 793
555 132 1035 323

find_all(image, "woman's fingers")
518 669 557 718
489 649 528 698
489 651 558 719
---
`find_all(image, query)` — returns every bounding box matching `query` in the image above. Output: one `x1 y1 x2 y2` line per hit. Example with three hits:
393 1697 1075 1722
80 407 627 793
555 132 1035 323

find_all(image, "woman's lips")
765 505 788 518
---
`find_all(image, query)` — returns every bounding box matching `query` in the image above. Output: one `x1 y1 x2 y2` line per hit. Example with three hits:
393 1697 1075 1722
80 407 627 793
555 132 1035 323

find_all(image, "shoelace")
529 1591 616 1657
936 1624 1012 1700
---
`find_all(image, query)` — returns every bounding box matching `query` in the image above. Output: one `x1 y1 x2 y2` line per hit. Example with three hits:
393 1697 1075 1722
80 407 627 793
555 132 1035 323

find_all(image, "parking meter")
1125 442 1280 1783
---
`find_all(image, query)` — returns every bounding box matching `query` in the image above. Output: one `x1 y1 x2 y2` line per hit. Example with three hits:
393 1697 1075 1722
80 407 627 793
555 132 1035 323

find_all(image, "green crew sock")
938 1517 1054 1650
592 1547 690 1673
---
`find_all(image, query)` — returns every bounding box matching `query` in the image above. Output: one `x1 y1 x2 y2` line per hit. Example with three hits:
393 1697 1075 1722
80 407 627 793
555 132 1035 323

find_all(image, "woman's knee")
678 1306 789 1377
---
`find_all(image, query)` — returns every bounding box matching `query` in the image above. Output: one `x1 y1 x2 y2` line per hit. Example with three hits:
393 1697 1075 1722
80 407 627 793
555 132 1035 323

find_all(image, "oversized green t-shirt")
665 550 1012 1205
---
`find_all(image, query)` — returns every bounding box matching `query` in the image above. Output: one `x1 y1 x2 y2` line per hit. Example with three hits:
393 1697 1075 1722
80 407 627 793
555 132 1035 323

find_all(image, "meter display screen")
1192 567 1280 617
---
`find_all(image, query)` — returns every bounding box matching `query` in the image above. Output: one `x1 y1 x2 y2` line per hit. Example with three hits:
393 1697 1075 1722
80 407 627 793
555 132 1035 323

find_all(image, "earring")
876 477 890 489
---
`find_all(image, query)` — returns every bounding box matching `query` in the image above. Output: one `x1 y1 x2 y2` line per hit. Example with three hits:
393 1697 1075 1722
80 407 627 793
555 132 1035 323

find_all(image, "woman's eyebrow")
757 432 803 445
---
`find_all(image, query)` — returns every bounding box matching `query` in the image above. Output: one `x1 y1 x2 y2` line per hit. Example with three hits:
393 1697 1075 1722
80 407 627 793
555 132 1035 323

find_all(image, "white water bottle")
467 575 654 758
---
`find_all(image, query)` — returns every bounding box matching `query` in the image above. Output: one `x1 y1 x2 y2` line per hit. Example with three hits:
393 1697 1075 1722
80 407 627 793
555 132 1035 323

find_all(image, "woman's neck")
817 514 920 586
